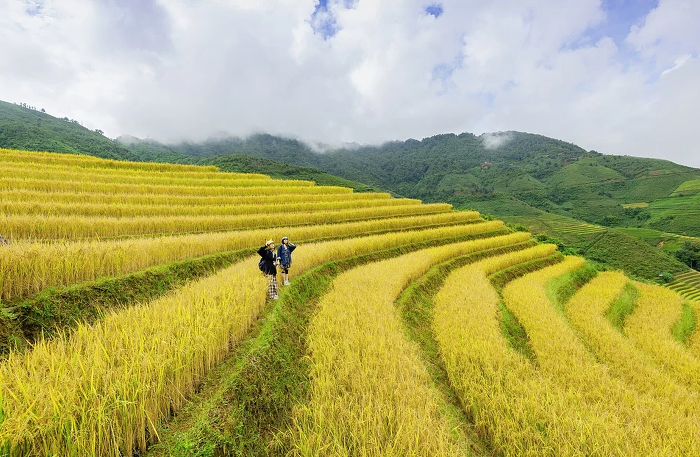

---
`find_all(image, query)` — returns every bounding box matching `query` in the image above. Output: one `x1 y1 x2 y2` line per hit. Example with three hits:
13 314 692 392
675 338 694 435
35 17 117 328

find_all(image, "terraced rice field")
504 213 607 240
672 179 700 195
2 148 700 456
667 270 700 302
622 202 649 209
551 221 606 236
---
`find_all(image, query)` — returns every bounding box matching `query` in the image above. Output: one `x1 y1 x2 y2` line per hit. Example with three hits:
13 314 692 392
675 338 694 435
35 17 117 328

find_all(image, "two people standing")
257 237 297 300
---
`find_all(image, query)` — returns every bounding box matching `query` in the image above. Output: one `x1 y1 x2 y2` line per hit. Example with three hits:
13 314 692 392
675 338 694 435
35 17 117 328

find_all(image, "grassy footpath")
672 302 696 345
146 230 511 456
606 284 639 331
0 221 492 358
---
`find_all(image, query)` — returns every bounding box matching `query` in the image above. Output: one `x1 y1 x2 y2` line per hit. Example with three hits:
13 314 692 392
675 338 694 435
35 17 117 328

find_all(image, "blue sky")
593 0 659 44
1 0 698 167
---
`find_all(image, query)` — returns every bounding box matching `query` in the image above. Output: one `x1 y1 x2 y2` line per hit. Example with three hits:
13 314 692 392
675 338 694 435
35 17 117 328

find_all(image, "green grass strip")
606 283 639 331
490 253 565 362
672 302 696 346
545 261 599 315
146 230 512 457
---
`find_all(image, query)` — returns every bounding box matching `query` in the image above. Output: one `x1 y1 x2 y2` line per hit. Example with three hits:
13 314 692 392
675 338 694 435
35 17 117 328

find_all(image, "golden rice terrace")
0 148 699 456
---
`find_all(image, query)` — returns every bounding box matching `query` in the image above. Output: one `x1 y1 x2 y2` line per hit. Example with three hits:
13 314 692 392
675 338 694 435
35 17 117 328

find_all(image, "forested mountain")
122 131 700 236
0 100 135 161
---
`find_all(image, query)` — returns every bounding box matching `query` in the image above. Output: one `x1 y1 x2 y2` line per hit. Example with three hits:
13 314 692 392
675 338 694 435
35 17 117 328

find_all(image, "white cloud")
481 132 514 150
0 0 698 167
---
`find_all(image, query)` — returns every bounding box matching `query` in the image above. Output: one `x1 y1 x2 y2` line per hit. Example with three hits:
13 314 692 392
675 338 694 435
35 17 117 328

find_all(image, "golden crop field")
1 148 698 456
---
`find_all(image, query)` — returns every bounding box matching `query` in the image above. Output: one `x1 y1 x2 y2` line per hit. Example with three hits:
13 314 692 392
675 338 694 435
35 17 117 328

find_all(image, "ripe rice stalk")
1 203 453 240
0 188 391 208
0 165 306 189
0 196 421 218
0 156 269 181
0 177 352 197
502 263 700 455
0 212 487 300
566 272 700 432
289 234 535 456
625 283 700 392
0 148 218 173
434 253 640 457
0 227 524 456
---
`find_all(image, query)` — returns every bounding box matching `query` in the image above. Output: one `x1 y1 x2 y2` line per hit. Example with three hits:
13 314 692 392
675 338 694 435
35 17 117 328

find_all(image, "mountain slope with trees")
0 100 135 161
126 131 699 237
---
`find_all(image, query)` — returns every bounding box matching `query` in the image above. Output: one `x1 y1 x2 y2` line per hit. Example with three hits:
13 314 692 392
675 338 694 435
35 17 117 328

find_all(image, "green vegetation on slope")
546 158 626 187
200 154 379 193
584 231 689 280
674 179 700 195
502 211 689 280
0 100 135 160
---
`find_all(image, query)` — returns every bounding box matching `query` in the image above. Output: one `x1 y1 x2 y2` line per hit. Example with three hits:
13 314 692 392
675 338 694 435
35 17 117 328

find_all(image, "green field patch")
547 158 626 187
585 230 689 280
673 179 700 195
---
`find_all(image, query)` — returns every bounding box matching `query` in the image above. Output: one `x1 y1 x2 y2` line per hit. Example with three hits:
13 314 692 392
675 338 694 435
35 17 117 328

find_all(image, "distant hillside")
3 95 699 242
199 154 379 193
0 100 135 161
129 131 700 237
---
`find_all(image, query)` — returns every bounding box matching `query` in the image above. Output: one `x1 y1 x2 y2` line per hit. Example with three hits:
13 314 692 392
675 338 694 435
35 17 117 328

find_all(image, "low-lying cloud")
481 132 514 150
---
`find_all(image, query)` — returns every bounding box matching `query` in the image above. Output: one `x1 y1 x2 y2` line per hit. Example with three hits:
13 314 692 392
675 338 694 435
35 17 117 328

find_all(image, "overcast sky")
1 0 698 167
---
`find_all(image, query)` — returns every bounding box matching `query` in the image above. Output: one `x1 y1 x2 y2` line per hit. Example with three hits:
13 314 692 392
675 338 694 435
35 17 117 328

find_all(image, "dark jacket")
277 243 296 266
257 246 277 275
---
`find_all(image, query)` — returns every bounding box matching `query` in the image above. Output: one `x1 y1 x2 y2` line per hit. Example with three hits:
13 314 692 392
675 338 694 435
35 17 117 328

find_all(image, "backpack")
258 258 266 272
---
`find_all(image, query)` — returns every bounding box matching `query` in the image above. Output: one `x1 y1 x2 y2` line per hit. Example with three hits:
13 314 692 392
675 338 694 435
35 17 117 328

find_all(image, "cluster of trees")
15 102 44 112
61 117 82 125
675 241 700 270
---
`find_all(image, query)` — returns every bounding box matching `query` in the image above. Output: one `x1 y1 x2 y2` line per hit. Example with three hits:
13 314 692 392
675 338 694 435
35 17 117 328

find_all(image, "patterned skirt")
267 273 279 299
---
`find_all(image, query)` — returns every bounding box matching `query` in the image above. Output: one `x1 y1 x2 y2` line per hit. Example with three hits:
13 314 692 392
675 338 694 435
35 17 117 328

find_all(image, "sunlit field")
1 148 698 456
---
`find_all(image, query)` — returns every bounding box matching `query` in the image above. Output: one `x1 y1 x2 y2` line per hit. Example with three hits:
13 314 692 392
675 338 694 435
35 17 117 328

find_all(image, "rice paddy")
1 148 698 456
